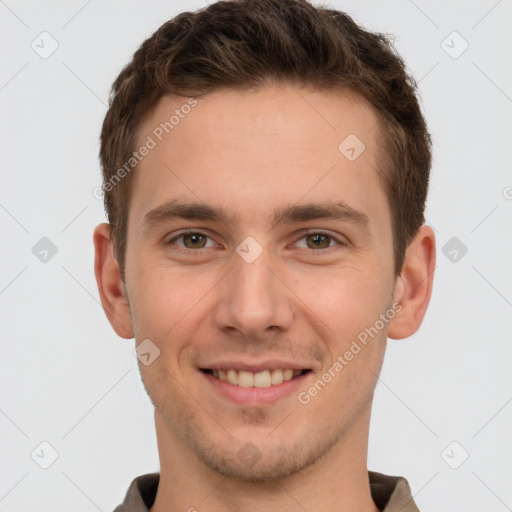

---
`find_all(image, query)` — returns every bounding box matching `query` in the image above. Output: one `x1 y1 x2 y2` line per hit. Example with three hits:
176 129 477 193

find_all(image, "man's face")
123 84 400 480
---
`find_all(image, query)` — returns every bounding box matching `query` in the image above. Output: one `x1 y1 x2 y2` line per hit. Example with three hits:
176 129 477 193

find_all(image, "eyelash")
165 229 347 255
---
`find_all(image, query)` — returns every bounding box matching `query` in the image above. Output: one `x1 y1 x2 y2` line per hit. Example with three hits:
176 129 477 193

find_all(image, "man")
93 0 435 510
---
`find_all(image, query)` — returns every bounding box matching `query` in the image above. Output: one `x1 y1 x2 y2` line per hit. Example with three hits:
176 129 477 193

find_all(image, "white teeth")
227 369 238 385
238 370 254 387
254 371 271 388
208 368 305 387
271 369 283 385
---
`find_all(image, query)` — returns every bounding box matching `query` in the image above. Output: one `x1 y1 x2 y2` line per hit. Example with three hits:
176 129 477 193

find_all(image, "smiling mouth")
200 368 311 388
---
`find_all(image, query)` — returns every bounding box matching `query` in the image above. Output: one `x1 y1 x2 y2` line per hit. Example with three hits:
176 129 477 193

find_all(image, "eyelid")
292 229 348 250
165 228 348 252
166 228 218 249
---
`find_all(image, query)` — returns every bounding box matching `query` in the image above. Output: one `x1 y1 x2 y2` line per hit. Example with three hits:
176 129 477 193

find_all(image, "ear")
387 224 436 340
93 223 134 339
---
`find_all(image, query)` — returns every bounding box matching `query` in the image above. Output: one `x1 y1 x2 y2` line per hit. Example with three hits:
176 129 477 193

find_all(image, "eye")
166 230 217 250
294 231 346 252
164 229 346 255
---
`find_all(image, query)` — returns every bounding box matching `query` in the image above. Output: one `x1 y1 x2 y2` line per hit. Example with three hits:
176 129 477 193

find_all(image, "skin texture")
93 84 436 512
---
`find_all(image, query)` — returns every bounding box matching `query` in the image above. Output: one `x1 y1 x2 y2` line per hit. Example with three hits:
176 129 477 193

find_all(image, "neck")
150 407 379 512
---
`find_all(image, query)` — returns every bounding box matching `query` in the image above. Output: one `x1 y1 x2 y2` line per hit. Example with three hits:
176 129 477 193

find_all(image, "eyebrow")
141 200 370 233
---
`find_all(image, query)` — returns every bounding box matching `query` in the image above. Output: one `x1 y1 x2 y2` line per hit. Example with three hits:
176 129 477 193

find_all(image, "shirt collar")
114 471 419 512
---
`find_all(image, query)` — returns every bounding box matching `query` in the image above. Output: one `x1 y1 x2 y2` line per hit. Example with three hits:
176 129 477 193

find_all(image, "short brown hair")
99 0 432 281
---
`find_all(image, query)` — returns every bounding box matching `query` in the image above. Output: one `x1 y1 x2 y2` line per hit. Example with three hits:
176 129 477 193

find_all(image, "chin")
197 442 318 483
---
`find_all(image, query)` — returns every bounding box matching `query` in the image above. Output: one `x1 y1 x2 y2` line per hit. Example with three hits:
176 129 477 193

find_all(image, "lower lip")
201 370 311 406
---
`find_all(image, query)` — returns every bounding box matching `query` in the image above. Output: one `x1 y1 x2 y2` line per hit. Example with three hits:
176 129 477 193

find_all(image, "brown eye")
305 233 332 249
293 231 346 254
182 233 208 248
166 231 216 250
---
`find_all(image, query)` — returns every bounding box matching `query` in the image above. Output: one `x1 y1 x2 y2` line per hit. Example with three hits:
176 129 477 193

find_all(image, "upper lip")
199 359 313 373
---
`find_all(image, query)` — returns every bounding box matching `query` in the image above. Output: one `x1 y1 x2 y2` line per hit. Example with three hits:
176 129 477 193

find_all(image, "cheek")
291 264 389 344
129 266 221 369
130 264 204 328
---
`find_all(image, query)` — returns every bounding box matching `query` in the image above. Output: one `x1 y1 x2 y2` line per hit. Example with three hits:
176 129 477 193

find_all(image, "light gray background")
1 1 511 510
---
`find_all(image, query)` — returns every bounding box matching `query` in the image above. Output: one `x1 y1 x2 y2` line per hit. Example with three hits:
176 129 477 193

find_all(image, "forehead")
130 84 388 231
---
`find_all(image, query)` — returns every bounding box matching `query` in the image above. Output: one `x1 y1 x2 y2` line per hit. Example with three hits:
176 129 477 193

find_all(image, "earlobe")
93 223 134 339
387 225 436 340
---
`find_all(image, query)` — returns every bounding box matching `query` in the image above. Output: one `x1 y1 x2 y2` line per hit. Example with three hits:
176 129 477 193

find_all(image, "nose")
212 244 294 340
